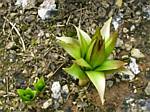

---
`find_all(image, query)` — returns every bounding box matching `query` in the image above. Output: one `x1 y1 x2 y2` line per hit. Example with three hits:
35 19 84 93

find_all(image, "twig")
3 17 26 51
2 19 6 35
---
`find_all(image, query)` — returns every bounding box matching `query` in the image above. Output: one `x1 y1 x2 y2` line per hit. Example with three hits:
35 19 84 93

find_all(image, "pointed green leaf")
17 88 37 102
90 39 105 68
63 63 88 80
74 58 92 69
85 39 96 63
56 36 79 45
86 71 105 105
57 37 81 59
86 28 103 63
105 32 118 58
92 27 102 41
34 76 45 92
95 60 125 71
101 17 112 42
74 26 91 57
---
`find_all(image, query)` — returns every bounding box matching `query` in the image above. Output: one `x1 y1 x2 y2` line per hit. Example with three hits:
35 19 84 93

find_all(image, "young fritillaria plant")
57 17 126 105
17 76 45 103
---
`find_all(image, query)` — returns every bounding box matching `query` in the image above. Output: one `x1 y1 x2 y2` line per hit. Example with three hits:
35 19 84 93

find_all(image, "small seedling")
17 76 45 103
57 17 126 105
34 76 45 92
17 87 37 103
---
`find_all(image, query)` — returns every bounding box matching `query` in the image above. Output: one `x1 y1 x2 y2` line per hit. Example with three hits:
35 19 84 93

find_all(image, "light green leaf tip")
101 17 112 42
74 25 91 57
34 76 45 92
86 71 105 105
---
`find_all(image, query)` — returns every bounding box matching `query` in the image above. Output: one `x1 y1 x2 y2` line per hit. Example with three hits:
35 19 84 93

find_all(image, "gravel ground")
0 0 150 112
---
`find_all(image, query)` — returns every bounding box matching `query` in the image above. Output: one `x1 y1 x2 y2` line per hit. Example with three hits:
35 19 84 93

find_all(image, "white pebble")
38 0 57 20
129 57 140 75
51 81 61 99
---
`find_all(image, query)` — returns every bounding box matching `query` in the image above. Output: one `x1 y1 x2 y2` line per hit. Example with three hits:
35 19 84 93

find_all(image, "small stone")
145 82 150 96
62 84 69 94
120 67 135 81
38 30 44 37
106 80 114 88
5 42 16 50
0 3 3 8
129 57 140 75
130 25 135 31
51 81 61 99
15 0 36 9
38 0 57 20
125 43 132 51
123 28 129 33
77 102 88 108
45 33 50 37
131 48 145 58
122 55 129 59
0 90 6 96
42 99 52 109
116 38 124 48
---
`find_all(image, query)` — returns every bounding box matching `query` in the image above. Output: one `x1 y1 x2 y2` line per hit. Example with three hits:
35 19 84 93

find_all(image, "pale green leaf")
57 37 81 59
85 39 96 63
56 36 79 45
74 58 92 69
86 71 105 105
63 63 88 80
92 27 102 41
74 26 91 57
90 39 105 68
105 32 118 58
95 60 125 71
101 17 112 42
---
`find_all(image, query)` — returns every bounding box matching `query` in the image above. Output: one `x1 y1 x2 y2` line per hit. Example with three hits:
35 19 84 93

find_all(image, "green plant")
34 76 45 92
57 17 125 104
17 88 37 103
17 76 45 103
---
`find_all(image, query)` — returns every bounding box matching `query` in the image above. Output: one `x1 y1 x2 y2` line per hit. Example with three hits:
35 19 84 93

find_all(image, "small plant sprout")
17 76 45 103
34 76 46 92
17 87 37 103
57 17 126 105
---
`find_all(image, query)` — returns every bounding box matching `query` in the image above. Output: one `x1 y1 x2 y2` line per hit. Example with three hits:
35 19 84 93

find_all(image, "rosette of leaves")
17 88 37 103
57 17 125 105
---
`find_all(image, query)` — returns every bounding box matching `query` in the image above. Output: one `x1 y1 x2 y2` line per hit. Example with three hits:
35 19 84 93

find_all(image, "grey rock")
106 80 114 88
38 0 57 20
15 0 35 9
